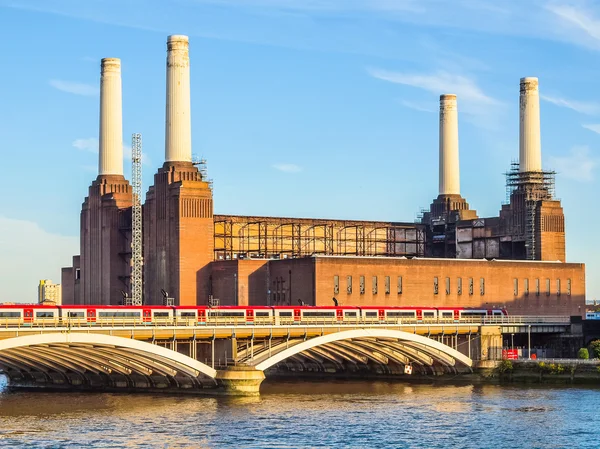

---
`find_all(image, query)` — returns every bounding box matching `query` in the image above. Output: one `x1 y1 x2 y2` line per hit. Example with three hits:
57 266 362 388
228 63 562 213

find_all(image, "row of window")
334 275 402 295
513 278 572 296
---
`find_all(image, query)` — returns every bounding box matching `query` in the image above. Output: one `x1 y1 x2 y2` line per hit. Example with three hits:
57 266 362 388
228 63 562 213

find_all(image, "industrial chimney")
439 94 460 195
165 35 192 162
98 58 123 176
519 77 542 173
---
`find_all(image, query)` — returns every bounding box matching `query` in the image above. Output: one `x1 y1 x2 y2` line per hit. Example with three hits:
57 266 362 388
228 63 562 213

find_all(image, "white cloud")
541 95 600 115
546 3 600 49
72 138 151 165
272 163 302 173
400 99 436 113
549 146 597 182
582 124 600 134
49 79 99 96
0 217 78 303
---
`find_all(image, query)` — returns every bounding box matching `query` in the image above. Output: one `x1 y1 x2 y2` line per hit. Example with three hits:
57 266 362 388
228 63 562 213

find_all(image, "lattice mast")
131 133 143 305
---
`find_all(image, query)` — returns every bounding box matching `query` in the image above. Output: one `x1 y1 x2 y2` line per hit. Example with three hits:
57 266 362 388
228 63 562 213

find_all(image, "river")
0 375 598 448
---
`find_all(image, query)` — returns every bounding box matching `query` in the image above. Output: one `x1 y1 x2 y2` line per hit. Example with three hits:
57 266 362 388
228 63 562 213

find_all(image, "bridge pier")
215 366 265 396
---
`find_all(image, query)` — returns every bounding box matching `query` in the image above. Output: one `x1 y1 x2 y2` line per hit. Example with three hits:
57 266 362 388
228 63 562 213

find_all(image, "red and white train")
0 305 507 326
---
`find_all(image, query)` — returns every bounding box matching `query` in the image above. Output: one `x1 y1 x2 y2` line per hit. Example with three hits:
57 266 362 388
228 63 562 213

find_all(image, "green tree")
578 348 589 359
590 340 600 359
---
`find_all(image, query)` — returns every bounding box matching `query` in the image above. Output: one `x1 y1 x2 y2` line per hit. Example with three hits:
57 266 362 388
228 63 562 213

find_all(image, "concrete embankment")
477 360 600 384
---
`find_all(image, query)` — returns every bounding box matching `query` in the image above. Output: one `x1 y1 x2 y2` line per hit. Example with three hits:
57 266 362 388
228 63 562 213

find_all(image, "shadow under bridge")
236 328 474 375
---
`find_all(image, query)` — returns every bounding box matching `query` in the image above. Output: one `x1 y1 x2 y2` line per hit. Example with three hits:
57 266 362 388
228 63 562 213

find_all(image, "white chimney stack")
165 35 192 163
98 58 123 176
439 94 460 195
519 77 542 173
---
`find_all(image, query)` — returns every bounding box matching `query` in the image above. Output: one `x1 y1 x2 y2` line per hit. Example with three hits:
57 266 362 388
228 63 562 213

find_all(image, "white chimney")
98 58 123 176
165 35 192 163
519 77 542 173
439 94 460 195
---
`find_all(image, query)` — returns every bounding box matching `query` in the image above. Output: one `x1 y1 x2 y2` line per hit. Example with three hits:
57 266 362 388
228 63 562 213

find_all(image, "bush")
578 348 590 359
590 340 600 359
497 359 513 374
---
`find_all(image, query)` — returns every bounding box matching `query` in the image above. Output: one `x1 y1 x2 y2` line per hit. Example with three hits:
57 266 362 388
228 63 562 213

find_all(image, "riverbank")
477 360 600 384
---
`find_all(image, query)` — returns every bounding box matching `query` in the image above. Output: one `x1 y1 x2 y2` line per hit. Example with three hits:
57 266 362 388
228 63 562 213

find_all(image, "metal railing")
0 315 571 330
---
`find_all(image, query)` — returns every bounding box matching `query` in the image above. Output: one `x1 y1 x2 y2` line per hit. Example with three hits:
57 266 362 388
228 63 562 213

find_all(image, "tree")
578 348 589 360
590 340 600 359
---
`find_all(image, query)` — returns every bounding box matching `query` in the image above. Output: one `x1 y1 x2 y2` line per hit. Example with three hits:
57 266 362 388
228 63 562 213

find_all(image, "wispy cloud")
49 79 98 96
549 145 598 182
541 94 600 115
546 3 600 49
583 124 600 134
272 163 302 173
72 138 151 165
400 99 436 113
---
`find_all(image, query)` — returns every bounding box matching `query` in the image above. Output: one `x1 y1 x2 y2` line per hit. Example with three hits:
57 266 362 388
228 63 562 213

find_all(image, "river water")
0 375 598 448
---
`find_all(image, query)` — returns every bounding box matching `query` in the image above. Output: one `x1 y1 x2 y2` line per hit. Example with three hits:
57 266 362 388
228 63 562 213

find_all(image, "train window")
423 312 435 317
98 312 141 318
513 278 518 296
545 278 551 296
67 312 85 318
524 279 529 296
457 278 462 295
278 312 293 317
385 276 390 294
397 276 403 295
344 311 357 317
461 312 486 317
36 312 55 318
480 278 485 295
154 312 170 317
469 278 474 295
567 279 571 296
334 275 339 294
255 312 270 317
433 277 439 295
210 311 245 317
535 279 540 296
445 277 450 295
359 276 365 295
180 312 196 318
303 311 336 317
387 312 416 318
372 276 378 294
365 312 377 318
442 312 453 318
0 312 21 318
556 279 561 296
347 276 352 294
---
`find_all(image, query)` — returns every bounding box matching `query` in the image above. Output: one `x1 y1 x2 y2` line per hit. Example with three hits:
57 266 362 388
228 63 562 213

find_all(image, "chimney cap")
167 34 189 43
440 94 457 100
520 77 539 84
101 58 121 73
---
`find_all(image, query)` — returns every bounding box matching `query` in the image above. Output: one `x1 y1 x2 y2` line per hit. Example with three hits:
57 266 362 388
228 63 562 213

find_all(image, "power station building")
61 35 585 316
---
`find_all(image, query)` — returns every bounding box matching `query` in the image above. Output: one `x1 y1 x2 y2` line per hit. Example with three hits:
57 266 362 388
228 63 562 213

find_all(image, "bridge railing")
0 315 572 329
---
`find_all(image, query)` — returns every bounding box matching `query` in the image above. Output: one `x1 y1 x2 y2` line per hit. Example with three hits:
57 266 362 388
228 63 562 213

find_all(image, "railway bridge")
0 317 572 395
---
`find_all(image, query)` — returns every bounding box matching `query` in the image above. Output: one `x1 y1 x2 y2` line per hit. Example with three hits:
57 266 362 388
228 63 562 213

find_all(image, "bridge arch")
0 332 217 386
253 328 472 372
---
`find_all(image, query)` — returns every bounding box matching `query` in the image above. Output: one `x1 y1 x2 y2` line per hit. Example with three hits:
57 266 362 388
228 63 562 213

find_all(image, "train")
0 304 508 326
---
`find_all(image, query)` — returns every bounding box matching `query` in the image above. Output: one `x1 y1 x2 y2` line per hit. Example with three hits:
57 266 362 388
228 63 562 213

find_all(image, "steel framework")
131 133 143 305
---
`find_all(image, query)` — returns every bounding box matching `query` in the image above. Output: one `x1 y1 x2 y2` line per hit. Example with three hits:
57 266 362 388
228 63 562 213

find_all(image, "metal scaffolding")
130 133 143 305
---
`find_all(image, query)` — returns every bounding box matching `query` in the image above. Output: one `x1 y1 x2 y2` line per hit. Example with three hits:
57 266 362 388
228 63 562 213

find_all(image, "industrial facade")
61 35 584 316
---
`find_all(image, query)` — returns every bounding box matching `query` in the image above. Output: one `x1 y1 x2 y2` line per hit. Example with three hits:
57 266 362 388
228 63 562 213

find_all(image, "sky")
0 0 599 303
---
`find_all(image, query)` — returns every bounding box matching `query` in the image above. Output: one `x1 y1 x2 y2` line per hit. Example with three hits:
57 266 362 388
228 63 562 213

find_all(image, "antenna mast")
131 133 143 306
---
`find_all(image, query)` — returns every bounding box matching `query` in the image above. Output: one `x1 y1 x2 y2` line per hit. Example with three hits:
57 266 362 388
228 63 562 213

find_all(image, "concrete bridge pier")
215 366 265 396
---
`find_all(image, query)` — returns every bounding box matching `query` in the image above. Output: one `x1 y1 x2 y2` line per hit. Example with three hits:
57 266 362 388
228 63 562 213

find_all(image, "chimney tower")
99 58 123 175
165 35 192 162
519 77 542 173
439 94 460 195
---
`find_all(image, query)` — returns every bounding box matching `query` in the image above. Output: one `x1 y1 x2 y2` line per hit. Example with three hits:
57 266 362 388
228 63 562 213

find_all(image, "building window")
524 279 529 296
385 276 391 294
556 279 561 296
433 277 439 295
333 275 339 295
469 278 474 295
567 279 571 296
445 277 450 295
535 279 540 296
513 278 518 296
359 276 365 295
75 268 81 280
397 276 403 295
480 278 485 295
457 278 462 295
372 276 378 294
347 276 352 294
545 278 551 296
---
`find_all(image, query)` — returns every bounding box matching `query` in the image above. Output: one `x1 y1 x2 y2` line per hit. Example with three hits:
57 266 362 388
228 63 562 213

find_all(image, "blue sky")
0 0 599 303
